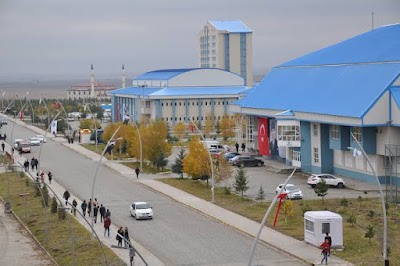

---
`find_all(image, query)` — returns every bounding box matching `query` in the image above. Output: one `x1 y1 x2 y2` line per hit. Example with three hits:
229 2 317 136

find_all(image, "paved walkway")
2 116 355 265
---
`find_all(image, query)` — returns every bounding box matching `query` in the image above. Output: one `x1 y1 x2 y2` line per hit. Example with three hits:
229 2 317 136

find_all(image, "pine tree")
364 224 375 244
233 168 249 198
42 186 49 208
155 151 168 171
255 185 266 201
314 179 329 203
172 149 185 178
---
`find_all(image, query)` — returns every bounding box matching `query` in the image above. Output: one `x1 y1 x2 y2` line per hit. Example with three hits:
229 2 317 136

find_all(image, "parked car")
275 184 303 199
307 174 346 188
30 137 41 146
231 155 264 167
16 141 31 153
14 139 23 149
35 135 47 143
224 152 240 161
0 119 8 125
129 201 153 220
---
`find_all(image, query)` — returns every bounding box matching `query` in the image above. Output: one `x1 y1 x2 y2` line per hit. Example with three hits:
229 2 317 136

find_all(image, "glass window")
352 127 362 142
322 223 330 234
331 125 340 140
277 125 301 142
313 124 318 136
313 147 319 164
305 219 314 232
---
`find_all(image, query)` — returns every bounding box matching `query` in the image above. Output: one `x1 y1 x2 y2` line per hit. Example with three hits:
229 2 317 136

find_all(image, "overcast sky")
0 0 399 81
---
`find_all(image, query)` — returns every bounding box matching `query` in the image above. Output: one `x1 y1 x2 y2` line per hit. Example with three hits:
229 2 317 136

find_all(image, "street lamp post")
25 92 35 125
38 112 61 173
90 127 122 238
84 104 98 152
128 118 143 172
248 168 296 265
187 117 215 203
349 132 388 266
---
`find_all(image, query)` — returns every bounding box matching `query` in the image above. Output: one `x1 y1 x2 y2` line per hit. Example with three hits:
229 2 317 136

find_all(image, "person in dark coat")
129 247 136 266
135 167 140 179
325 233 332 256
235 142 239 153
63 190 70 205
105 209 111 219
48 171 53 184
124 227 130 248
87 199 92 217
99 204 106 222
81 200 87 217
31 157 36 171
24 160 29 172
241 143 246 152
1 142 5 153
104 217 111 237
72 199 77 216
116 227 124 247
93 204 99 223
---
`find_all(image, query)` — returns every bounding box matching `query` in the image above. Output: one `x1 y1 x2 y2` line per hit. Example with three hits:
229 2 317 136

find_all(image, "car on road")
230 155 264 167
30 137 41 146
223 152 240 161
275 184 303 199
0 119 8 125
16 141 31 153
129 201 153 220
307 174 346 188
35 135 47 143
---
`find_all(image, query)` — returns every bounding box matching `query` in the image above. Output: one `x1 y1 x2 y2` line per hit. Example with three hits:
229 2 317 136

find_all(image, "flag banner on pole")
51 120 58 135
353 148 362 157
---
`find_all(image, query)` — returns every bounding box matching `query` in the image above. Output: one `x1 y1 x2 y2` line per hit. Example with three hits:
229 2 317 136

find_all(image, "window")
179 102 181 106
277 125 301 142
331 125 340 140
166 103 168 106
161 103 164 106
313 124 318 136
322 223 330 234
313 147 319 164
352 127 362 142
305 219 314 232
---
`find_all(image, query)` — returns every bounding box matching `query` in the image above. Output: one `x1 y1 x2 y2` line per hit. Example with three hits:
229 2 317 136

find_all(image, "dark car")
224 152 240 161
232 155 264 167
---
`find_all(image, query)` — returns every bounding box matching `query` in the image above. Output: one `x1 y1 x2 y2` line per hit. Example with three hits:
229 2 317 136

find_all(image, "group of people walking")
80 198 111 223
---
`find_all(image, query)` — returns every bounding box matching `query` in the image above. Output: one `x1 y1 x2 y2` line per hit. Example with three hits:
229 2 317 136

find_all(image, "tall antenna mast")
371 12 374 30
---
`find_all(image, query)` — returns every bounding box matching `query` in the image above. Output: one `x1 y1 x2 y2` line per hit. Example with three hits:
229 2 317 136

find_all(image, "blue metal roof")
209 20 252 33
280 23 400 67
133 68 199 80
109 86 248 97
108 87 161 96
237 63 400 118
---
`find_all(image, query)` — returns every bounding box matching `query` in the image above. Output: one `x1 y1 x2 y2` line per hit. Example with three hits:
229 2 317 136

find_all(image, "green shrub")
51 197 58 213
223 186 231 195
347 213 357 226
367 210 375 219
340 197 349 206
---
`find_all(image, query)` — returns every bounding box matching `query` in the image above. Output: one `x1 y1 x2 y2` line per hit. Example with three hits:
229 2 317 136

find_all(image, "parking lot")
168 147 381 201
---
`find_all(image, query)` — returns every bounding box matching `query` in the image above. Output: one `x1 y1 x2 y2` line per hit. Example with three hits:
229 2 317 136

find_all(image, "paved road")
2 121 306 265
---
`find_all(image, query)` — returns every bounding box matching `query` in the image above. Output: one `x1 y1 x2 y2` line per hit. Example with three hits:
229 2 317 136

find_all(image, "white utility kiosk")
304 211 343 249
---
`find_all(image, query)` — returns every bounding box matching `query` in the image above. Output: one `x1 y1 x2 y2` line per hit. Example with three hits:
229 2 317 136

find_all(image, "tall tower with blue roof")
198 20 253 86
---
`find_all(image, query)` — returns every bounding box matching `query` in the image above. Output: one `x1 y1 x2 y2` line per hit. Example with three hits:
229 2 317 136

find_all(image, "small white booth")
304 211 343 249
80 129 92 144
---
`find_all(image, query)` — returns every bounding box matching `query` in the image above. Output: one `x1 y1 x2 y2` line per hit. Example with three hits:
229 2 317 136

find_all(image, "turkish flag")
258 117 270 156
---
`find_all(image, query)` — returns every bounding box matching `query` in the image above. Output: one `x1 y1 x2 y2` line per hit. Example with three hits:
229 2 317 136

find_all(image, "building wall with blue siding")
320 124 333 173
300 122 312 173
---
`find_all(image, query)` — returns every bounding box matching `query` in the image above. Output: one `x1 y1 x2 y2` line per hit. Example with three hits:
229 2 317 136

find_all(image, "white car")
129 201 153 220
35 135 47 143
275 184 303 199
30 137 41 146
308 174 346 188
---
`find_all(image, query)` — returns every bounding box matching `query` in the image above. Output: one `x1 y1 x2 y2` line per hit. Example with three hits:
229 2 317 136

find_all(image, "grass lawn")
0 169 125 266
160 177 400 265
81 143 131 161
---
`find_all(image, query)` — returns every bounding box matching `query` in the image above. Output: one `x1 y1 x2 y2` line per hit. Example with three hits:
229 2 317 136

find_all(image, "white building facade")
198 20 253 86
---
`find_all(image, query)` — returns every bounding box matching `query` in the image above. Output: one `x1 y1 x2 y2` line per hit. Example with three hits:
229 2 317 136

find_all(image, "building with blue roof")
108 68 250 126
199 20 253 86
230 23 400 188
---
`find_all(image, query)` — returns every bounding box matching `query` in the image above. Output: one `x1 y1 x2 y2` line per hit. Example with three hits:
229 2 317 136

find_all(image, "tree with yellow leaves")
144 120 172 166
182 136 211 184
173 122 187 143
203 115 214 138
281 199 294 224
215 156 233 186
102 122 135 156
220 114 235 141
79 118 101 130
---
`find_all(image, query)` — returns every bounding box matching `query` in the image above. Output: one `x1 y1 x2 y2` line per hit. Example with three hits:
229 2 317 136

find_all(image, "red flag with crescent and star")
258 117 270 156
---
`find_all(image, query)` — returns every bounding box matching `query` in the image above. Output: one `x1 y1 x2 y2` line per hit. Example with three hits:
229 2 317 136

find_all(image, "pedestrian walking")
129 247 136 266
63 190 70 205
40 171 45 184
81 200 87 217
135 167 140 179
31 157 36 171
24 160 29 172
88 199 92 217
320 238 330 265
325 233 332 256
116 227 124 247
104 217 111 237
124 227 130 248
241 143 246 152
1 142 5 153
72 199 77 216
48 171 52 184
99 204 106 222
93 198 98 209
93 204 99 223
105 209 111 219
235 142 239 153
